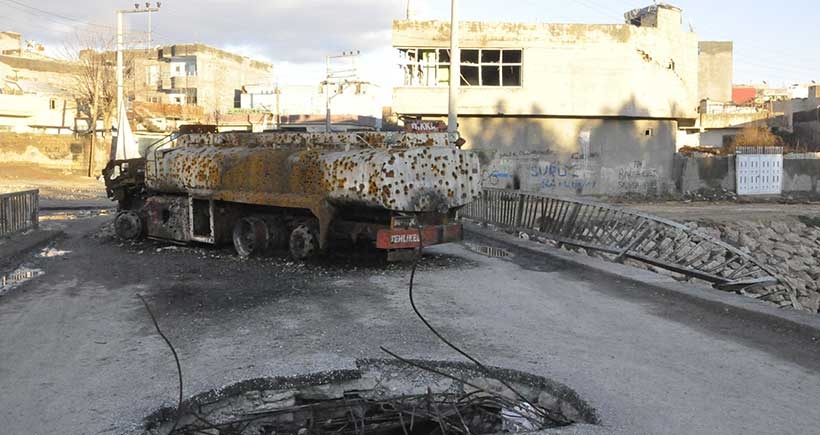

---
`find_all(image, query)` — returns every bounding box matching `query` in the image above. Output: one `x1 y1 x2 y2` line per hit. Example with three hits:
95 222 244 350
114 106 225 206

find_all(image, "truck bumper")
375 223 463 250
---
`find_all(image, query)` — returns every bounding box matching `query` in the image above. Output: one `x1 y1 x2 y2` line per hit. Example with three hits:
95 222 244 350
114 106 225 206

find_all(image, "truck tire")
289 224 320 260
114 211 143 240
233 217 269 257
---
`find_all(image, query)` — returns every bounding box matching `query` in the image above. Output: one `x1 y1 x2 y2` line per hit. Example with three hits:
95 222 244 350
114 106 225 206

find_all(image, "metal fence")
463 188 800 309
0 189 39 238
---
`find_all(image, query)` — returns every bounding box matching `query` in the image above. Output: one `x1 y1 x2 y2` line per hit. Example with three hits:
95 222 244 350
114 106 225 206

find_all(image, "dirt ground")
0 164 106 200
629 201 820 223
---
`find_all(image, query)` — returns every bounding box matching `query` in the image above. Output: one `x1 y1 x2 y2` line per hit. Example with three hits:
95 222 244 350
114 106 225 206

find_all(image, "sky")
1 0 817 103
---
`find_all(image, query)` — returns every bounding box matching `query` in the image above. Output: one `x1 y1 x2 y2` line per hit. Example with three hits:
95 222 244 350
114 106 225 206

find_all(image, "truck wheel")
114 211 143 240
233 217 269 257
289 224 320 260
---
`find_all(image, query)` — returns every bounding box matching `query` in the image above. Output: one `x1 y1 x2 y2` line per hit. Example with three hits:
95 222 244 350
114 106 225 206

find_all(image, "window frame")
397 47 523 88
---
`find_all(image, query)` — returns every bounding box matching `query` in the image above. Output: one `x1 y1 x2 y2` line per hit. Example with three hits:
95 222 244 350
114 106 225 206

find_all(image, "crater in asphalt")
142 359 598 435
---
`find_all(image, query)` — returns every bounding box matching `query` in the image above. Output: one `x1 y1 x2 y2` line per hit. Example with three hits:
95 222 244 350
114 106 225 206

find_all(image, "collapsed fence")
0 189 39 238
462 188 800 310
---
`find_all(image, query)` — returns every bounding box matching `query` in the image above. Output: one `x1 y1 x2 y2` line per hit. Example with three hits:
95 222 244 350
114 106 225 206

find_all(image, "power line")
571 0 623 22
0 0 113 29
733 53 818 74
734 60 818 77
575 0 626 21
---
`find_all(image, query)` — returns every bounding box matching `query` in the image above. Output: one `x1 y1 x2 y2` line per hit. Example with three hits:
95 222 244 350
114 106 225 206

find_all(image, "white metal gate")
736 147 783 195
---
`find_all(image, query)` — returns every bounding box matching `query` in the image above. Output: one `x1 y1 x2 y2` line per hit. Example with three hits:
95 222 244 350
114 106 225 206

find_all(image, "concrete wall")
392 7 699 120
698 41 733 102
676 153 820 195
675 155 735 193
0 133 107 172
794 119 819 147
698 112 770 129
0 32 21 54
782 156 820 194
454 116 676 196
0 93 76 133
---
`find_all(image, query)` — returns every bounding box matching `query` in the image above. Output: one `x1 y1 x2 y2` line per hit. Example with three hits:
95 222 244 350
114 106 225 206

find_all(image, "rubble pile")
548 219 820 313
682 187 738 202
699 219 820 312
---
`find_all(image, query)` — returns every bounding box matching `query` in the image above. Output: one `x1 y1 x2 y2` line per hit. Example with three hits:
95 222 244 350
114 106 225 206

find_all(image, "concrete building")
239 82 383 130
0 31 22 55
674 40 755 150
115 43 273 114
790 85 820 149
677 100 772 149
0 44 79 134
698 41 732 103
392 4 700 196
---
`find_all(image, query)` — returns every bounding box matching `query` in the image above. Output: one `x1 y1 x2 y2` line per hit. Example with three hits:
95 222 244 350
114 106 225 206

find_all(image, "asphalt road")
1 216 819 435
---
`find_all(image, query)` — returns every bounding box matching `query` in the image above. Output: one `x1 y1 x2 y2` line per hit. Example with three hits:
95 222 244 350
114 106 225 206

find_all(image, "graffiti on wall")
613 161 660 192
528 162 597 190
478 147 600 193
480 156 517 189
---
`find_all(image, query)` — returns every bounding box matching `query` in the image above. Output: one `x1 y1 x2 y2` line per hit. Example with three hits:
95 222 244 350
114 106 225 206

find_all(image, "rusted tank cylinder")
146 133 481 213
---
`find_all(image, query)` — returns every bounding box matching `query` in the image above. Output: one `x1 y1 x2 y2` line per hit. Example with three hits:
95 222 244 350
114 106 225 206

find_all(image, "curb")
0 229 64 272
464 223 820 337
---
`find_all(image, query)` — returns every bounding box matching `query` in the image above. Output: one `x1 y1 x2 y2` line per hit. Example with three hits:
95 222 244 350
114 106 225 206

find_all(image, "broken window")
503 50 522 63
398 47 522 87
438 49 450 63
461 49 479 64
460 65 478 86
419 49 438 86
481 66 501 86
502 65 522 86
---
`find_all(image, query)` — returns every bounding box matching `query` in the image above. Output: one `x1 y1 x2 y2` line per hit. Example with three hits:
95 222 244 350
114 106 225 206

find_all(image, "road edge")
464 222 820 337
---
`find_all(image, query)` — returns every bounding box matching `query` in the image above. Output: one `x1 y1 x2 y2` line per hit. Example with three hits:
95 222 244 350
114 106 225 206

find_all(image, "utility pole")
275 85 281 129
448 0 460 144
147 6 153 48
116 2 161 152
325 55 331 133
88 66 101 177
323 50 360 133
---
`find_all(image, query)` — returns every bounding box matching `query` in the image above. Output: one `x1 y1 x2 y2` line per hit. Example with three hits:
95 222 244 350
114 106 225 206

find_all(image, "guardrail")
463 188 800 310
0 189 39 238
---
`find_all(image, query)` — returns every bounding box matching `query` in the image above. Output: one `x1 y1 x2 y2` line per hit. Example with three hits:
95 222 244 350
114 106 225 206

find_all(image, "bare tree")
63 34 134 175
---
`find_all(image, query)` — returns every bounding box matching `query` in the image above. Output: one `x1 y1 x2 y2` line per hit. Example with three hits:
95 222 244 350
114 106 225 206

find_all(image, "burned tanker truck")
103 128 481 260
